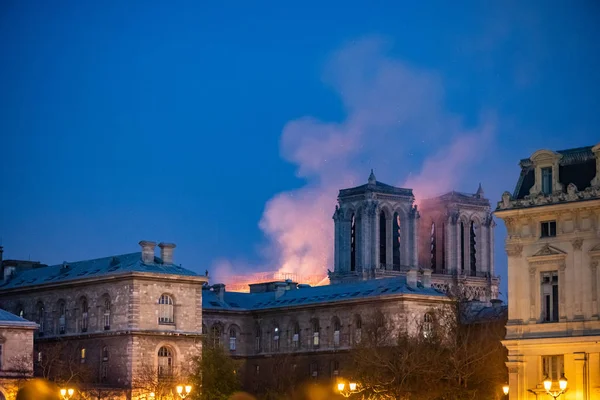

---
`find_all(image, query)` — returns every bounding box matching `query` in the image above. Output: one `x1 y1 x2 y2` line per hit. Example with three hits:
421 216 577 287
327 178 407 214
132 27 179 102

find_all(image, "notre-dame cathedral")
330 170 499 301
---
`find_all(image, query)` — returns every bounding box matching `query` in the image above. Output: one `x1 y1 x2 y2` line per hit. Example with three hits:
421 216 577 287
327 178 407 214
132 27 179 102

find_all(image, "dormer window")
541 167 553 195
541 221 557 238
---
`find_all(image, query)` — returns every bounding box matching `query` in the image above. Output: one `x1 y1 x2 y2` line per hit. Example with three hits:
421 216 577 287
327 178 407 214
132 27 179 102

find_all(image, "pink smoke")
220 37 495 281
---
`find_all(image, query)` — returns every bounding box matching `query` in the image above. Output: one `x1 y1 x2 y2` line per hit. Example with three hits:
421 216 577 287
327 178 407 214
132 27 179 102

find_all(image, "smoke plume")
225 37 495 282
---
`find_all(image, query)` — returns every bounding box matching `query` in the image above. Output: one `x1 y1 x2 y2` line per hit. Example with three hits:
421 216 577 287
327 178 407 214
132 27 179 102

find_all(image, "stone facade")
0 309 37 400
330 171 498 301
0 241 207 400
495 143 600 399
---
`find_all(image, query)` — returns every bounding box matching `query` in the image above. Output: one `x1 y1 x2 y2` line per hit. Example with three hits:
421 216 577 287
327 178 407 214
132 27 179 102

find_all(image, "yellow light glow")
185 385 192 393
349 382 357 391
503 384 509 395
337 383 345 392
149 393 155 398
68 389 74 396
60 389 66 396
559 374 568 391
176 385 183 394
543 377 552 391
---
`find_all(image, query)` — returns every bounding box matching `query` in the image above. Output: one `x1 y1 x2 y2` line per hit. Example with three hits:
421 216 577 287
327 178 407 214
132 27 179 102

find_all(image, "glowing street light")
337 380 358 398
59 388 74 400
543 374 568 399
176 384 192 399
502 383 509 397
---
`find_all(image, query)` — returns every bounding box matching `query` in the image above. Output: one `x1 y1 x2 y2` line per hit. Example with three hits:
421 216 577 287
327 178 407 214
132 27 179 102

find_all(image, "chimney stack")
212 283 226 302
422 268 432 289
406 268 418 289
158 242 176 264
139 240 157 264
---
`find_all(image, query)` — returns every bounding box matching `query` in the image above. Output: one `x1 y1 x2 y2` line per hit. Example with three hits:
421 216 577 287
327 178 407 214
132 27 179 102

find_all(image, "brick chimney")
406 268 418 289
139 240 156 264
422 269 432 289
158 242 176 264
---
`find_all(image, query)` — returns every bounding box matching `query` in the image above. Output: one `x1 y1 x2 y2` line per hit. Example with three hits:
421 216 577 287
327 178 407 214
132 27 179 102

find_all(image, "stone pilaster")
386 213 393 267
445 216 454 272
456 219 463 272
572 238 584 319
574 352 587 400
333 207 341 274
490 220 496 276
592 261 599 319
559 262 567 321
529 266 537 322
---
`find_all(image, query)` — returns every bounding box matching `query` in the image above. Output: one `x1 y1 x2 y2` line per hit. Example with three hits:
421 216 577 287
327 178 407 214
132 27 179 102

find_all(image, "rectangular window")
541 272 559 322
541 221 557 238
229 337 236 351
313 331 320 348
541 167 553 195
100 363 108 382
542 355 563 381
292 333 299 349
80 348 86 364
333 330 340 347
330 360 339 377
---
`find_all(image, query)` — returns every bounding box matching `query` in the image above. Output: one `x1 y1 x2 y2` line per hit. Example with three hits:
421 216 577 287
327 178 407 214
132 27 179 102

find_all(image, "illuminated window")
312 319 320 348
292 322 300 349
272 326 280 351
158 294 174 324
542 355 563 381
80 348 86 363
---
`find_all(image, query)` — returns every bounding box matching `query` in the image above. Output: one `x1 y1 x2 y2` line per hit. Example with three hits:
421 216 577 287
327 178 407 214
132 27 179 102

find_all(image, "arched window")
81 297 89 332
350 213 356 272
103 298 111 330
312 319 320 348
158 294 174 324
272 324 280 352
157 346 173 377
332 317 341 347
423 313 433 338
460 222 465 271
16 305 24 319
470 221 477 274
379 211 387 266
354 315 362 345
430 222 436 271
101 346 109 382
255 324 262 353
211 324 222 347
393 212 401 268
37 303 45 334
291 322 300 349
58 301 66 334
229 328 237 352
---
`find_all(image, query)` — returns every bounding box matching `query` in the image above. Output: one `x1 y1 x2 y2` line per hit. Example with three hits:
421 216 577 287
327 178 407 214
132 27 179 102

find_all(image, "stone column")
445 217 454 273
573 238 584 319
456 220 463 272
574 352 587 400
480 222 488 275
411 206 419 268
333 207 341 273
559 262 567 321
529 266 537 322
386 214 393 268
592 261 598 319
506 244 522 320
464 221 471 274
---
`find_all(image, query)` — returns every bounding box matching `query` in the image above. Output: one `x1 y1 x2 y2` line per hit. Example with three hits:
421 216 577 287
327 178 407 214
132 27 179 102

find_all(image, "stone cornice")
496 186 600 212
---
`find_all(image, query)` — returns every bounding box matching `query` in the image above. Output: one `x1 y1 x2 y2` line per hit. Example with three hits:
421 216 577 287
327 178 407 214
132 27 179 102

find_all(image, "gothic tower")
330 171 419 284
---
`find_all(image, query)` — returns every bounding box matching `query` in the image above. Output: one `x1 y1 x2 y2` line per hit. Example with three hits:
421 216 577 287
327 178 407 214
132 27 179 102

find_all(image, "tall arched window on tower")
460 222 465 271
350 213 356 272
103 298 111 330
229 327 237 351
379 211 386 266
430 222 436 271
157 346 173 377
393 212 401 269
470 221 477 275
158 294 174 324
37 302 45 335
58 301 66 334
80 297 88 333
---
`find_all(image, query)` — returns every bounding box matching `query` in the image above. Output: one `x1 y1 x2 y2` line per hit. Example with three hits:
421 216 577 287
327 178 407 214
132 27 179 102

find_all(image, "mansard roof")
339 180 413 198
202 276 446 311
0 252 199 290
0 308 38 328
514 145 597 200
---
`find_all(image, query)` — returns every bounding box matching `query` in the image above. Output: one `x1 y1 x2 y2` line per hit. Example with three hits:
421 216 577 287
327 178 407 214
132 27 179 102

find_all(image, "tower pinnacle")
475 183 484 198
368 169 376 185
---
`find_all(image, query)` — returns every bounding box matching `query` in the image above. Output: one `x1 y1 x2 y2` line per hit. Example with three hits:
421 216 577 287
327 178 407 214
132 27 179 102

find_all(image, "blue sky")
1 1 599 299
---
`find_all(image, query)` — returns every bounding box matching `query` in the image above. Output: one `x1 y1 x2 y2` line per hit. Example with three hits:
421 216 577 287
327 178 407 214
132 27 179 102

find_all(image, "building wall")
496 144 600 399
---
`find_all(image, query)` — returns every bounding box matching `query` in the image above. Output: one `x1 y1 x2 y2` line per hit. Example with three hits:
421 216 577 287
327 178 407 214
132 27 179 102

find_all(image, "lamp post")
337 381 358 398
59 388 75 400
543 374 568 399
502 383 509 398
176 384 192 399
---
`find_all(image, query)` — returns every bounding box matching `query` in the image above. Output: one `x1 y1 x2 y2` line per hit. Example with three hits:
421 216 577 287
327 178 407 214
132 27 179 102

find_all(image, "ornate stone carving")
572 238 584 250
496 182 600 211
567 183 578 200
501 191 512 209
531 244 566 257
529 266 536 275
506 244 523 257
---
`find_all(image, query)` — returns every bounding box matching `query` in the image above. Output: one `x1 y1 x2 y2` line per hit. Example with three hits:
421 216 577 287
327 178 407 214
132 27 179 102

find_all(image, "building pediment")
527 244 567 265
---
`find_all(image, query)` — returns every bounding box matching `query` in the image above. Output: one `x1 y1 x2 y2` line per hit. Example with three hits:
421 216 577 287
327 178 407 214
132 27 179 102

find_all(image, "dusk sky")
1 1 599 299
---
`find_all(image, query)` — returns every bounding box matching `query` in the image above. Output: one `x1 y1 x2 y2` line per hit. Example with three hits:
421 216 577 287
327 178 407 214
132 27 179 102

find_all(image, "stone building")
330 171 498 301
203 173 502 394
495 143 600 399
0 241 207 400
0 308 37 400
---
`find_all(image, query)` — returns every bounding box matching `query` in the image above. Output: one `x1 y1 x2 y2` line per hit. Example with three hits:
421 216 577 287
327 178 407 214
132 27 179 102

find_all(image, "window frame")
158 294 175 325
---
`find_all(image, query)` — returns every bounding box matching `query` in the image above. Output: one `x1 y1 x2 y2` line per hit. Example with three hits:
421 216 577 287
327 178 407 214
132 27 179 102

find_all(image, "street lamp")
543 374 568 399
502 383 509 397
176 384 192 399
337 381 358 398
59 388 74 400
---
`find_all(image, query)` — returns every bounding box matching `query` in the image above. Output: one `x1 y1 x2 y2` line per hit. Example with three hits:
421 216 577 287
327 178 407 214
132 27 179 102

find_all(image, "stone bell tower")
329 170 419 284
